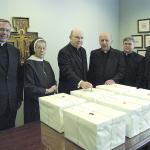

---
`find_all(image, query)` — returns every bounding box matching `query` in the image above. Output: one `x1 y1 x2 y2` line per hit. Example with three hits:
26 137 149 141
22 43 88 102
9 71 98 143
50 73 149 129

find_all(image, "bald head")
69 28 84 49
99 32 112 52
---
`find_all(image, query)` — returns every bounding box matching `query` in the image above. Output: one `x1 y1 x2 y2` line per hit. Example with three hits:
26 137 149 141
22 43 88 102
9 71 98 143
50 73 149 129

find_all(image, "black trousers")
0 106 17 131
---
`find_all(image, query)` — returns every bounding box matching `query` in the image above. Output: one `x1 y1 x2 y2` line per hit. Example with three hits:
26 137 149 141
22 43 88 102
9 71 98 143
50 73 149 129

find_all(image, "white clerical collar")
124 51 132 55
28 55 43 61
70 43 80 50
0 42 6 46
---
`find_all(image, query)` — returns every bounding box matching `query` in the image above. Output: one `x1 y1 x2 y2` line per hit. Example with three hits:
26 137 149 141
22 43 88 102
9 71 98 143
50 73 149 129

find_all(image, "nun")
24 37 57 124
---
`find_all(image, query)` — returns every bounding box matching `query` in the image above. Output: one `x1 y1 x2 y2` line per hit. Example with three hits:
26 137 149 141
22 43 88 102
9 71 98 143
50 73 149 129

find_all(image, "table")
0 122 149 150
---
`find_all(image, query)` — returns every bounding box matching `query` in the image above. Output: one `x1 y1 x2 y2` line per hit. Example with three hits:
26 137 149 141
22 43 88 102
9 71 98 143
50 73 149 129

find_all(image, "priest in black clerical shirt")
0 19 23 131
143 46 150 89
88 32 125 87
121 36 144 88
58 28 92 94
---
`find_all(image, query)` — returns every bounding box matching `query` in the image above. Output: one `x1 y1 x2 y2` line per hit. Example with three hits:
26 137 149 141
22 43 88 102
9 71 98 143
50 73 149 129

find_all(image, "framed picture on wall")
144 34 150 48
138 19 150 33
132 35 143 48
137 50 146 56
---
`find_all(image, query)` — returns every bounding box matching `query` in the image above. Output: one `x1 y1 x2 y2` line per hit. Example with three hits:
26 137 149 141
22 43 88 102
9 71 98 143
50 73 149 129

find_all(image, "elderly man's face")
99 34 112 52
123 40 134 54
0 22 11 42
70 31 83 49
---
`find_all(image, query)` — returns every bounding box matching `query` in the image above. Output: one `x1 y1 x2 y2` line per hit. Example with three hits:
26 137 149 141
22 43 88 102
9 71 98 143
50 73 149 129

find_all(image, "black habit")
24 59 56 123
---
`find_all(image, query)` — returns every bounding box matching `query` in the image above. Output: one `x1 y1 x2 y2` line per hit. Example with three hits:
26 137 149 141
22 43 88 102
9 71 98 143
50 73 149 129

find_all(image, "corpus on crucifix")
8 17 38 63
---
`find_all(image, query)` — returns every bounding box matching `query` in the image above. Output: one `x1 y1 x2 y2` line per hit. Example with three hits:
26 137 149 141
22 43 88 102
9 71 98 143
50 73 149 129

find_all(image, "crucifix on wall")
8 17 38 63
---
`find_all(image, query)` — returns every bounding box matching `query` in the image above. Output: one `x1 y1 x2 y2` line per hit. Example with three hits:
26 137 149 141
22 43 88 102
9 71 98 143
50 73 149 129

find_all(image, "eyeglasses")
0 28 11 33
124 42 133 46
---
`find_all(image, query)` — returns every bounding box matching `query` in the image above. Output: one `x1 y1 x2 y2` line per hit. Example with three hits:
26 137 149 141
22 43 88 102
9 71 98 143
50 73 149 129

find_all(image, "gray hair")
123 36 135 43
0 19 11 26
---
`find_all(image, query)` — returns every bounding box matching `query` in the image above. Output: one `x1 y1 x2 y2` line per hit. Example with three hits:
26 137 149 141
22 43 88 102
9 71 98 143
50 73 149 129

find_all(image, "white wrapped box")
85 103 126 149
123 88 150 101
94 96 142 138
96 84 150 101
63 102 113 150
39 93 86 133
91 104 126 149
96 85 150 131
71 88 114 102
109 94 150 132
96 84 136 94
71 89 142 138
136 88 150 100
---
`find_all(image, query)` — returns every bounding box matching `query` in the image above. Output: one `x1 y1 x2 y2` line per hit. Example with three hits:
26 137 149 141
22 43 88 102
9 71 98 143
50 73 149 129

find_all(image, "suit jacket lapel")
80 49 87 80
7 44 13 75
69 46 83 72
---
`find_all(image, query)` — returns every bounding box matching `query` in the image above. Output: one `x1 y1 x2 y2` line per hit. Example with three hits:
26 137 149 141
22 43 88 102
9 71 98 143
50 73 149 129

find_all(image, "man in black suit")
88 32 125 87
143 46 150 89
58 28 92 93
0 19 22 130
121 36 144 88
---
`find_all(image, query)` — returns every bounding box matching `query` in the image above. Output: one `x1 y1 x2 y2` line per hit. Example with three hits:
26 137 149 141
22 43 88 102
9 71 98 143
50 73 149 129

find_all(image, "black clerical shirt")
0 43 8 73
99 50 110 83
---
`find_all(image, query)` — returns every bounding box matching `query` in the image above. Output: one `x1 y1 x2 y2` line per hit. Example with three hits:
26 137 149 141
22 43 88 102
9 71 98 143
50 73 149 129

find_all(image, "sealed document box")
109 94 150 132
63 102 126 150
71 88 114 102
96 84 136 94
39 93 86 133
71 89 142 138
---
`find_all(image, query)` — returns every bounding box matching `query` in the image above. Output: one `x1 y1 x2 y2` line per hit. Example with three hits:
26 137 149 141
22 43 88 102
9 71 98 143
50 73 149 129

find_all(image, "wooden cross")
8 17 38 63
